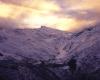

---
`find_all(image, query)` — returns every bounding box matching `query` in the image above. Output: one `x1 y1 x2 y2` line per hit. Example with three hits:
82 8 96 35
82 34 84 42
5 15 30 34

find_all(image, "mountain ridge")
0 25 99 80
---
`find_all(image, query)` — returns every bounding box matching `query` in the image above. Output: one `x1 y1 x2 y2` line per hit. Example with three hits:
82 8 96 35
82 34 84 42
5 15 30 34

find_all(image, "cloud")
0 17 18 28
66 9 98 20
53 0 100 30
0 0 99 31
0 0 25 5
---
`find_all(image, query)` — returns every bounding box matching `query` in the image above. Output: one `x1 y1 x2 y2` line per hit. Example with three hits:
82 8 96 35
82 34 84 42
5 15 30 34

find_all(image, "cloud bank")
0 0 99 31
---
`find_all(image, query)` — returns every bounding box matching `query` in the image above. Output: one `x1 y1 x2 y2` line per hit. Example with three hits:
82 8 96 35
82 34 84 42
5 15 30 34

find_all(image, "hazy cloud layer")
0 0 99 31
0 17 18 28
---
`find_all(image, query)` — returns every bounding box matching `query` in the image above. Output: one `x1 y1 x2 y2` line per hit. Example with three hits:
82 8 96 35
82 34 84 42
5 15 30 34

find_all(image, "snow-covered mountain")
0 26 70 61
0 25 100 80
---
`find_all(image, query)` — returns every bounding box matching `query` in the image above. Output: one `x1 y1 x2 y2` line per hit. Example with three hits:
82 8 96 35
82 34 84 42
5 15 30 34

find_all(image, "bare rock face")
0 26 99 80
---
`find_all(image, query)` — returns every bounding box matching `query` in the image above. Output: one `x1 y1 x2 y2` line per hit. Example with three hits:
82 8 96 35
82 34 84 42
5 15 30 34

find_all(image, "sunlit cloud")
0 0 99 31
0 3 13 18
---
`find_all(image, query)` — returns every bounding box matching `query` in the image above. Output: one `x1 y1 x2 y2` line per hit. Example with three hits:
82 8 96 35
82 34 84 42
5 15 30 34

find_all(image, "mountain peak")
0 25 99 80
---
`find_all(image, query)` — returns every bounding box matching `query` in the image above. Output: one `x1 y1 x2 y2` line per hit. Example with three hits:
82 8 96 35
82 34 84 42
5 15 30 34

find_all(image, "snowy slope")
0 25 100 80
0 27 70 62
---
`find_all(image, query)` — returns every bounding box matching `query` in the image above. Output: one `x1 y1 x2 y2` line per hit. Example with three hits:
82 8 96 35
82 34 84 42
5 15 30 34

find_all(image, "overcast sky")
0 0 99 31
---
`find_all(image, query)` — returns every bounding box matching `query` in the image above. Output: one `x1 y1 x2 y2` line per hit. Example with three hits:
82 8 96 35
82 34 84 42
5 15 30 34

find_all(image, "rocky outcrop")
0 26 100 80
